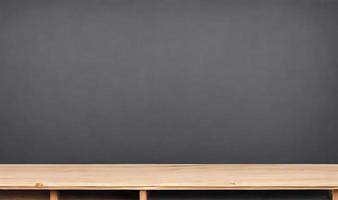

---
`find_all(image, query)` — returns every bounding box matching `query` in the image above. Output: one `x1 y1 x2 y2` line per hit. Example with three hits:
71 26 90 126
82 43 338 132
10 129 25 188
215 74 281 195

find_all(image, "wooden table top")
0 164 337 190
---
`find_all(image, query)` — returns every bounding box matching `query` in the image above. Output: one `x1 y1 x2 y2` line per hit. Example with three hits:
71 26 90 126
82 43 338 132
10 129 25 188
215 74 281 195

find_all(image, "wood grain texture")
0 164 337 190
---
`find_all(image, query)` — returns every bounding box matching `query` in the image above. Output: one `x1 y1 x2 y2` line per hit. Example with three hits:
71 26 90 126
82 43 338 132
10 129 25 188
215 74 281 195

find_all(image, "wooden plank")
0 164 337 190
333 190 338 200
50 191 59 200
139 191 147 200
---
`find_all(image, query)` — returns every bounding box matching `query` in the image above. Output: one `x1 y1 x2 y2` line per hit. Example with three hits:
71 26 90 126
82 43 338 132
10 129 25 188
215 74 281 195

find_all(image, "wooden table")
0 165 337 200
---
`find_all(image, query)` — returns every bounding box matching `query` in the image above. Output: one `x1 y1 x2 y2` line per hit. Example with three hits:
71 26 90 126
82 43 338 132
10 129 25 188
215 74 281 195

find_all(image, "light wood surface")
0 164 337 190
139 191 147 200
333 190 338 200
50 191 59 200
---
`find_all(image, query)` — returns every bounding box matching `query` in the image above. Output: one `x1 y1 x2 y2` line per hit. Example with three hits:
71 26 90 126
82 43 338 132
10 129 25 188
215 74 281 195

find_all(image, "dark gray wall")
150 191 330 200
0 0 338 164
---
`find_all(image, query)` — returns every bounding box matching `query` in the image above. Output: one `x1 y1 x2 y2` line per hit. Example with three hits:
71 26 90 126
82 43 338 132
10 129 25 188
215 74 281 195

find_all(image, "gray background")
1 0 338 165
